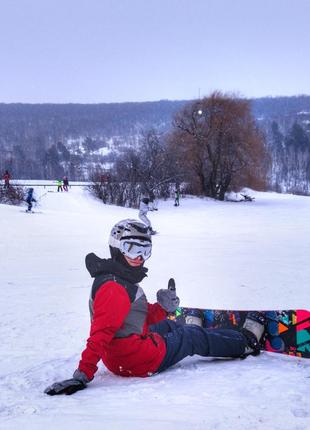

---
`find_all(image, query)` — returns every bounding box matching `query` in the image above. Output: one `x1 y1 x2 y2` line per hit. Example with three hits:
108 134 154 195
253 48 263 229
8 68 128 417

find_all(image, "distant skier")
149 198 158 211
174 188 180 206
2 170 11 189
44 218 266 396
149 190 158 211
25 188 37 212
139 197 156 235
63 176 69 192
56 179 63 192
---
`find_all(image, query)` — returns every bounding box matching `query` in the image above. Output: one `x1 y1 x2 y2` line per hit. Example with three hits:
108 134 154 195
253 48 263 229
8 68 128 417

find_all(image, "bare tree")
89 129 180 207
169 92 268 200
115 129 177 200
137 129 175 196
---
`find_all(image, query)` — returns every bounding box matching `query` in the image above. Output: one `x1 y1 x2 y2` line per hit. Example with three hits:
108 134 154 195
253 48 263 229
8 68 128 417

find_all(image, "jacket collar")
85 253 148 284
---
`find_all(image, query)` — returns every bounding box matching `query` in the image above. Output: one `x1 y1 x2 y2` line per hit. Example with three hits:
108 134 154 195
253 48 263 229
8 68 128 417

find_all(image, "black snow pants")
26 199 32 211
150 319 246 373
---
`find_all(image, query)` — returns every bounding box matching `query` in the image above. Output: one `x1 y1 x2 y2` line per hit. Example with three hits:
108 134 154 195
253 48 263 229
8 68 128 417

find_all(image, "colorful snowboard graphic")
168 308 310 358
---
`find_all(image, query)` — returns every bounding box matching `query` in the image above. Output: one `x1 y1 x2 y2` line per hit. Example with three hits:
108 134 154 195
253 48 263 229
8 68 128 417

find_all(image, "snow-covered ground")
0 184 309 430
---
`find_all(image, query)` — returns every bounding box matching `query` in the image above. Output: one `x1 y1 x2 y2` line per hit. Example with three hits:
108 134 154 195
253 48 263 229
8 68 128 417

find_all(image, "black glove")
44 378 86 395
157 288 180 313
44 369 89 396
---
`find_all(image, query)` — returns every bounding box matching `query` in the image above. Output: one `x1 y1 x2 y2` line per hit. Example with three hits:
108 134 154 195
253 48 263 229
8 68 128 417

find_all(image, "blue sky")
0 0 309 103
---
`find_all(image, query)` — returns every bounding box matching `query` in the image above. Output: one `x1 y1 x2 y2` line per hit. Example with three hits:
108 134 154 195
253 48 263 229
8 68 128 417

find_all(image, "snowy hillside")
0 185 309 430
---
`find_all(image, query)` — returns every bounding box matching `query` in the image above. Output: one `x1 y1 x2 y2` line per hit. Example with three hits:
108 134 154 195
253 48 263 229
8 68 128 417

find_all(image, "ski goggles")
120 239 152 260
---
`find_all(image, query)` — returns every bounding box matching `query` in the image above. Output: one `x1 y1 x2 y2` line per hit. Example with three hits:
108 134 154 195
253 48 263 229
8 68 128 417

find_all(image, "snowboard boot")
185 309 203 327
241 312 267 357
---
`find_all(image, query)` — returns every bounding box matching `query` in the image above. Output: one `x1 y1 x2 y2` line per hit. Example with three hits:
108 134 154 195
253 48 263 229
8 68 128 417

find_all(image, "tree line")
268 121 310 194
1 93 310 204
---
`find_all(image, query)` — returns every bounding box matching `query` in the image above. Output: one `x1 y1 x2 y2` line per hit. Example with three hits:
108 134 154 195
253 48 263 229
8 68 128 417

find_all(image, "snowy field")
0 183 309 430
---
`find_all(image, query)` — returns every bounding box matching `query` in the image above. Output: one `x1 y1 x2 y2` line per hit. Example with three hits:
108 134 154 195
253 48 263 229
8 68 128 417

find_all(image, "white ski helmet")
109 219 152 261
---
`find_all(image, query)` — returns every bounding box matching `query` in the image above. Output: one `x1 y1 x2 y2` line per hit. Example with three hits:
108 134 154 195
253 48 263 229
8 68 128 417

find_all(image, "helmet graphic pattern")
109 219 152 251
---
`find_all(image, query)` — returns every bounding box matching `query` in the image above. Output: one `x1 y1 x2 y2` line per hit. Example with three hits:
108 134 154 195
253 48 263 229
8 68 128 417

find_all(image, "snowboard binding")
241 312 267 357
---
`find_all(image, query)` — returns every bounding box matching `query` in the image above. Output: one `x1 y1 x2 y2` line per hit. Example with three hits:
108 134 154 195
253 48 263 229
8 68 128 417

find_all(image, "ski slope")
0 184 309 430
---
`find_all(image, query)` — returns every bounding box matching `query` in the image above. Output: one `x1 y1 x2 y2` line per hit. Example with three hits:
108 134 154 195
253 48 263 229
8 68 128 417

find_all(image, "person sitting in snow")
25 188 37 212
44 219 266 396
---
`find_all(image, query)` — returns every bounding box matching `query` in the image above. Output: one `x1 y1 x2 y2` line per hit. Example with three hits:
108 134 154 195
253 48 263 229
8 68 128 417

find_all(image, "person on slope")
138 197 156 235
63 176 69 192
56 179 63 192
2 170 11 189
25 188 37 212
174 187 180 206
45 219 266 396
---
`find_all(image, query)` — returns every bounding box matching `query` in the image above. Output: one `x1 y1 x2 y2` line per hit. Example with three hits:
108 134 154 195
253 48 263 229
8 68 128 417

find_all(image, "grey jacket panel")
89 274 148 337
114 286 148 338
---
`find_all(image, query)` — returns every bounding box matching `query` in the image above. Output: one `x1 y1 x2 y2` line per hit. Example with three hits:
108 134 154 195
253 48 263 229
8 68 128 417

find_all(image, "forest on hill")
0 95 310 195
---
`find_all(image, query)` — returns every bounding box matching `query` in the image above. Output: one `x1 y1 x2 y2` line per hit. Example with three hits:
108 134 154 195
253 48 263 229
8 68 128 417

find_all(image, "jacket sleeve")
146 302 167 325
78 281 131 380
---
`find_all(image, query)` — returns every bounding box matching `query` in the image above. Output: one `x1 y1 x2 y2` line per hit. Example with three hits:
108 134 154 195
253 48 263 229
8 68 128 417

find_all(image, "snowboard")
20 210 42 214
167 279 310 358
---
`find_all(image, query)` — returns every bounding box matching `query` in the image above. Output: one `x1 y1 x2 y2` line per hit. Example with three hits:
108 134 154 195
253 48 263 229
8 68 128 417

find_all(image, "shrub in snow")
0 185 25 206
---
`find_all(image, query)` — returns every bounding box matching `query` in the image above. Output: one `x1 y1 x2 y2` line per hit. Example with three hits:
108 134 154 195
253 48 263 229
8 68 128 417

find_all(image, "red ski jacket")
78 280 167 380
3 173 10 183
